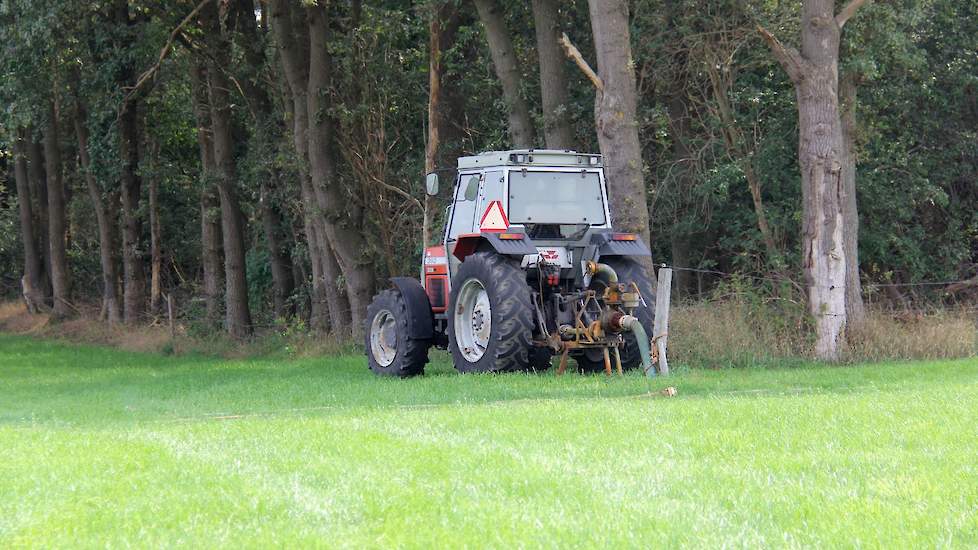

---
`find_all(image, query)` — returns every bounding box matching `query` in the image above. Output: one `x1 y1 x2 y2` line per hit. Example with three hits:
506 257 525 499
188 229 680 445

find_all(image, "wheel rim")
454 278 492 362
369 309 397 367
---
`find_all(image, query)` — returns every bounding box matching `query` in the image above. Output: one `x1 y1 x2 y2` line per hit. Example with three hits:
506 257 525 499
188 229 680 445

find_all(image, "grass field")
1 334 977 547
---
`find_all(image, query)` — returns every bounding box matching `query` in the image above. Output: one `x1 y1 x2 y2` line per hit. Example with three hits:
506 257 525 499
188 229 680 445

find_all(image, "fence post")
167 294 175 339
653 267 672 375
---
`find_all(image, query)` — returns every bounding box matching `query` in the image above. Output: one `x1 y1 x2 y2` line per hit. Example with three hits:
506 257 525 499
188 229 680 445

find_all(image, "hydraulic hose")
588 262 619 287
620 315 654 376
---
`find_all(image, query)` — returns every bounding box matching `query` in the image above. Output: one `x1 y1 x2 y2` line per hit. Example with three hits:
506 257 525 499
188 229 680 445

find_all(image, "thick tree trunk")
586 0 654 277
13 130 45 312
269 0 349 333
532 0 574 149
119 104 146 323
190 63 224 323
27 136 51 300
758 0 868 360
206 51 253 338
75 105 121 323
840 74 866 330
306 3 374 337
473 0 535 148
44 100 70 320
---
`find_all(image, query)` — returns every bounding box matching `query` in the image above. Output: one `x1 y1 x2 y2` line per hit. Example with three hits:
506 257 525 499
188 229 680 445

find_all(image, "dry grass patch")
670 298 977 367
847 310 977 361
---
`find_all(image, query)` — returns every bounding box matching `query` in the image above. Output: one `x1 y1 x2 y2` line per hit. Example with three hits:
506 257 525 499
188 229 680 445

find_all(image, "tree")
44 98 70 320
758 0 872 359
577 0 655 261
12 129 44 312
473 0 535 148
201 1 253 338
268 0 350 332
189 62 225 324
74 99 121 323
531 0 574 149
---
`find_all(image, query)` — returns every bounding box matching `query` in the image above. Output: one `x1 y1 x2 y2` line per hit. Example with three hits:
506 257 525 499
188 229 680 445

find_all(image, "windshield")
507 170 606 226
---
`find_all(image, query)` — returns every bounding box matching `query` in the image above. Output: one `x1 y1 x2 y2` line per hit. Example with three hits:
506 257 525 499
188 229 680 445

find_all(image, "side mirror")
425 173 439 196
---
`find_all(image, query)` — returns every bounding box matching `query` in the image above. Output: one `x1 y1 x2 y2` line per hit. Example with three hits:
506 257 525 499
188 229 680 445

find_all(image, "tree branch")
559 32 603 91
756 25 806 83
122 0 212 110
836 0 872 29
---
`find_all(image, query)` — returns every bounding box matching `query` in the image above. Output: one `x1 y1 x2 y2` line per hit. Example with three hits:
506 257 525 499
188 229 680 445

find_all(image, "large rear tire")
575 258 656 372
365 289 430 377
448 252 534 373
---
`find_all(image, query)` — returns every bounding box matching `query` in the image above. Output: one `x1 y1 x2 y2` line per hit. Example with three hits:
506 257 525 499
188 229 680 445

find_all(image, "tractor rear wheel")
576 258 656 373
448 252 534 373
365 289 430 377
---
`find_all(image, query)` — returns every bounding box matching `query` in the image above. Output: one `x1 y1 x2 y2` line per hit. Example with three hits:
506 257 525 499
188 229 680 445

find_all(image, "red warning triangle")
479 200 509 232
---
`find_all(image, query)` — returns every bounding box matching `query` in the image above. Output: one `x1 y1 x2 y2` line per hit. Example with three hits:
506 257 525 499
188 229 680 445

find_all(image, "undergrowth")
2 288 975 366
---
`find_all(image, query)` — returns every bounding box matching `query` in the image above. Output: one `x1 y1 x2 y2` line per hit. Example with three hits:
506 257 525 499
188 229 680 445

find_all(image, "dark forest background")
0 0 975 341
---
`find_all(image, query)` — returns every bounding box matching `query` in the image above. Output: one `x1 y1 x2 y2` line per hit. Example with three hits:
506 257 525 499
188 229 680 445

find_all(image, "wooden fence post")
653 267 672 375
167 294 175 339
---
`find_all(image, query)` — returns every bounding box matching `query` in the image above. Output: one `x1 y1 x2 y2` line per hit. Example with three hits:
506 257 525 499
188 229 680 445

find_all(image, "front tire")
365 289 430 377
448 252 534 373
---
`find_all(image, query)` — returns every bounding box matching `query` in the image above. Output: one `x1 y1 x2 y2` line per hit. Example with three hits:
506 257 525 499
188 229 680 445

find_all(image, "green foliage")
0 0 975 318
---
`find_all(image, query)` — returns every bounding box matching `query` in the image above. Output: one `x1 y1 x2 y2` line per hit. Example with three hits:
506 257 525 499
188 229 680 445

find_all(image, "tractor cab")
425 150 615 305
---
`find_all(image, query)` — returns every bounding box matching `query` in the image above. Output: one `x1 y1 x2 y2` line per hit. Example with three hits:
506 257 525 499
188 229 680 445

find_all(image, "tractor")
365 149 656 376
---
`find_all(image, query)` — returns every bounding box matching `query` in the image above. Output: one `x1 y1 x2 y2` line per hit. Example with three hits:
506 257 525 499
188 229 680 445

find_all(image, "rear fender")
452 232 538 262
390 277 434 340
589 231 652 259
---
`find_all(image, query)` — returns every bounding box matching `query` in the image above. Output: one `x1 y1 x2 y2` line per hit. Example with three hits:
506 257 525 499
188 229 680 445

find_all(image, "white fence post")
653 267 672 375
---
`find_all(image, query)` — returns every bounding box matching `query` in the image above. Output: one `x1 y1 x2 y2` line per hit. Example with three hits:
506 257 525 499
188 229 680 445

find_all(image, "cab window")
447 173 481 240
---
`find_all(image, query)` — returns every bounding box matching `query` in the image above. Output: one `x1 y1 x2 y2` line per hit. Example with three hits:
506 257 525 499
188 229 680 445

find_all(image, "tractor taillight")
612 233 637 241
498 233 524 240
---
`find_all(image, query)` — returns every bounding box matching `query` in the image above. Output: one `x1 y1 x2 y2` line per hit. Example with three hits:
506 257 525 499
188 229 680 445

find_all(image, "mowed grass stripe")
0 334 976 547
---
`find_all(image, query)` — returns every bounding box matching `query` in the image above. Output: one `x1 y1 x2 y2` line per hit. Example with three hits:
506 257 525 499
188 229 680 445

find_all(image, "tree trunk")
306 3 374 337
665 63 694 296
75 104 121 323
27 137 51 300
423 2 446 248
758 0 869 360
190 63 224 323
148 138 163 316
13 129 45 312
205 37 253 338
473 0 535 148
44 100 70 320
260 179 295 318
232 0 295 321
840 73 866 330
532 0 574 149
268 0 349 333
119 104 146 323
586 0 655 280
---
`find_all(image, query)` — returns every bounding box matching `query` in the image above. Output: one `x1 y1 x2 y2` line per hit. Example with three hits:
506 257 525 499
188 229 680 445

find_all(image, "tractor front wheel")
448 252 534 373
365 289 430 377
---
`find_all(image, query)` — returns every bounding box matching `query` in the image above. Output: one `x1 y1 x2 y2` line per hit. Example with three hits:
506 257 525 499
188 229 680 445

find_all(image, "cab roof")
457 149 603 170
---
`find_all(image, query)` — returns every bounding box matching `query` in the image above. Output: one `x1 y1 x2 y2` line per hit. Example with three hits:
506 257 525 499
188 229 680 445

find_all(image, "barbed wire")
657 263 977 290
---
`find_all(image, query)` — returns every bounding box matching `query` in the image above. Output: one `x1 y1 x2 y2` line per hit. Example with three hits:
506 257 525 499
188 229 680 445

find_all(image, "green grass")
1 334 977 548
